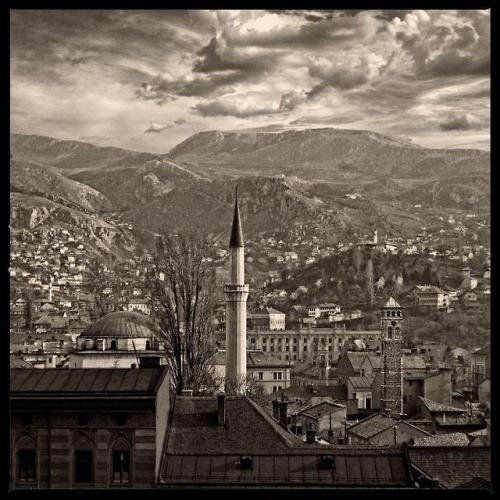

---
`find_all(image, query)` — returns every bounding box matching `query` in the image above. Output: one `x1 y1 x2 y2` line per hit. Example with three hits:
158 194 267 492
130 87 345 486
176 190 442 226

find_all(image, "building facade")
10 366 170 489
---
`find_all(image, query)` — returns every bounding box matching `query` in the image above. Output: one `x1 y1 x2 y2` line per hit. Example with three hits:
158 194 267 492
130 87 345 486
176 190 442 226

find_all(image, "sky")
10 9 490 153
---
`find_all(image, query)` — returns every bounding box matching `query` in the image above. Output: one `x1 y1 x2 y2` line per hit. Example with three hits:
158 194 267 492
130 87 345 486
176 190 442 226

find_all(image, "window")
145 340 151 350
293 346 297 352
17 449 36 483
304 345 307 352
285 346 289 351
366 397 372 409
112 450 130 484
110 340 117 351
273 386 277 392
74 450 93 484
403 395 407 403
361 369 366 377
258 372 263 380
262 345 267 352
273 372 277 380
278 372 283 380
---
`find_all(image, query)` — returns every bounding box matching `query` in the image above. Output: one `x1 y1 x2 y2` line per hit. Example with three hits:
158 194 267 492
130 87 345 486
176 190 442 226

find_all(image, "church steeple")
229 188 244 248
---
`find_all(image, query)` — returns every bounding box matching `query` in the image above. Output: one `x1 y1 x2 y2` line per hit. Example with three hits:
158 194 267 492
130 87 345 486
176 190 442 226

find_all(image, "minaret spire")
229 187 244 248
224 187 249 392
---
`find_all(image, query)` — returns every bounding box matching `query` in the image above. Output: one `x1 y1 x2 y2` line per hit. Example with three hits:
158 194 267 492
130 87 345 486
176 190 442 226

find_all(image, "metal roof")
160 448 412 487
80 311 154 339
10 367 166 395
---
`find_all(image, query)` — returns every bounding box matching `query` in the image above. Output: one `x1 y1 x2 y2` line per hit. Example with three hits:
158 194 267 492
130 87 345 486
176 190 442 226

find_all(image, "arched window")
110 340 117 351
111 438 131 484
16 436 36 484
397 310 401 317
386 311 391 317
387 326 393 339
391 310 396 317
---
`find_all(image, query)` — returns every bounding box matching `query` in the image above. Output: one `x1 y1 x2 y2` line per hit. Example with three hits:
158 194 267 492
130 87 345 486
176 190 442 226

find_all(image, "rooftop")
165 396 304 455
418 396 467 413
412 432 470 447
408 447 490 489
79 311 154 339
10 367 167 395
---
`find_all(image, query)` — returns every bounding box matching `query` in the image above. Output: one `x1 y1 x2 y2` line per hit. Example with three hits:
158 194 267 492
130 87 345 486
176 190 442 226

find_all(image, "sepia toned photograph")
9 7 491 491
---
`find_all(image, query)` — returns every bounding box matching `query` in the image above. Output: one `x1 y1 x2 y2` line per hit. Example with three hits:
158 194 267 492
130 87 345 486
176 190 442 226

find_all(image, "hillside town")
9 192 490 490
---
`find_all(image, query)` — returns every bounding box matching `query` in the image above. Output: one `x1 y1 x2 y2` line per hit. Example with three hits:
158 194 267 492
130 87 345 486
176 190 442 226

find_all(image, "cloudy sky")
10 9 490 152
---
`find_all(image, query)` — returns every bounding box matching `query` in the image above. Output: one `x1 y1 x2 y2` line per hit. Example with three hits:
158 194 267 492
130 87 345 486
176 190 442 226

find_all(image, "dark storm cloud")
439 112 484 131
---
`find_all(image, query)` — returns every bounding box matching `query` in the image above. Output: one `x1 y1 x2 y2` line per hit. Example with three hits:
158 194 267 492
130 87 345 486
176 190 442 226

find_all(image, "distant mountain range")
10 129 490 249
168 128 489 182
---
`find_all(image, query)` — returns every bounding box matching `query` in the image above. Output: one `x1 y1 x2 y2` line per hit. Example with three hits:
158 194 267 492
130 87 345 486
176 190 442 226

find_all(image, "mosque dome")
81 311 155 339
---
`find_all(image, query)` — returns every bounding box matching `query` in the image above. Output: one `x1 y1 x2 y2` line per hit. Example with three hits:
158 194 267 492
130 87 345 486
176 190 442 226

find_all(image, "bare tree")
147 232 218 395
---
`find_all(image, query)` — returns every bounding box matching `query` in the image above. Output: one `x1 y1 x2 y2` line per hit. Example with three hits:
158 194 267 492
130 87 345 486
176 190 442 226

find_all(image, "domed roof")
81 311 155 339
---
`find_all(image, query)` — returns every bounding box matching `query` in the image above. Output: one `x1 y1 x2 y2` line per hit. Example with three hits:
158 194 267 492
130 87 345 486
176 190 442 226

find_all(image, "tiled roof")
209 350 289 368
347 414 397 439
418 397 466 413
270 385 348 402
412 432 470 447
10 367 166 395
403 354 426 370
346 352 371 370
348 376 374 389
160 447 413 487
408 447 490 489
80 311 154 338
165 396 304 454
9 355 33 368
296 400 346 417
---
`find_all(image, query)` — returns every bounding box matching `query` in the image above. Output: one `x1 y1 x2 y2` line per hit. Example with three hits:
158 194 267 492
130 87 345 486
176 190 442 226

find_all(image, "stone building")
10 366 170 489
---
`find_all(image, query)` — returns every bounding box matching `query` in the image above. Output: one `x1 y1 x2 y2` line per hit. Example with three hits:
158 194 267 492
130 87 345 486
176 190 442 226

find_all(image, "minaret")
380 297 403 416
224 189 249 390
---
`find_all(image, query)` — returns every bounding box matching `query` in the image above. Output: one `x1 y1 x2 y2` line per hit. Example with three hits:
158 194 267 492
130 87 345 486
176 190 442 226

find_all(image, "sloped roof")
296 399 346 416
403 354 426 370
10 355 33 368
10 367 166 395
348 376 374 389
160 446 413 487
412 432 470 447
347 414 397 439
209 350 289 368
346 352 371 370
166 396 304 455
408 447 490 489
383 297 401 308
418 397 466 413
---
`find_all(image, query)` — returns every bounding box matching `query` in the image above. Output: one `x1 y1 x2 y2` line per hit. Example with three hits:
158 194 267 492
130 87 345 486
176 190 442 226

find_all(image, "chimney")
278 401 288 428
272 399 279 420
306 429 317 444
217 392 226 426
